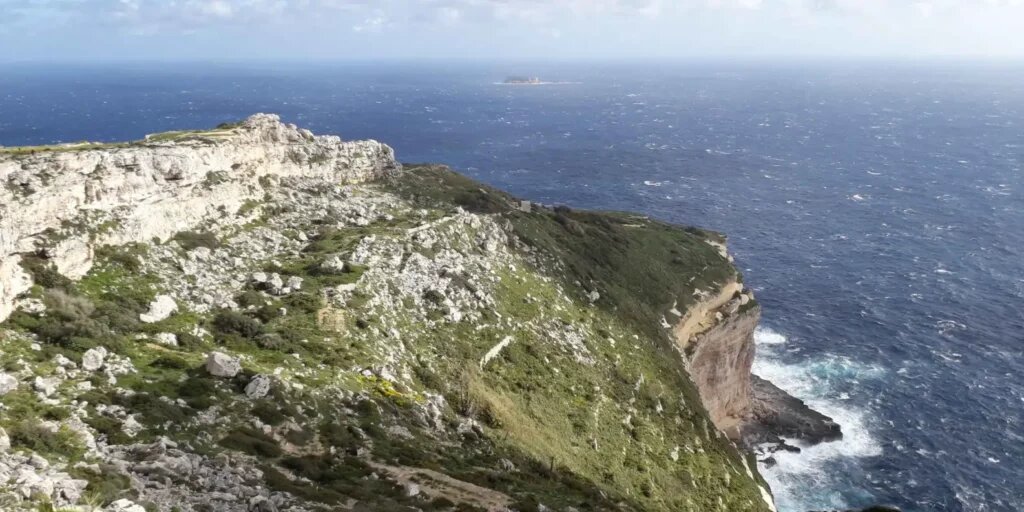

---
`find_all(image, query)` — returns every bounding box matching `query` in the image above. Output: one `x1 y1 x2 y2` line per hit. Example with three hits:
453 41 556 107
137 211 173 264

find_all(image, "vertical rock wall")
685 305 760 437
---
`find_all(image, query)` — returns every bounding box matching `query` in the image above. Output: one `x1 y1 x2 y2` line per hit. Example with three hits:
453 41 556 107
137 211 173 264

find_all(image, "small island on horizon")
503 76 543 84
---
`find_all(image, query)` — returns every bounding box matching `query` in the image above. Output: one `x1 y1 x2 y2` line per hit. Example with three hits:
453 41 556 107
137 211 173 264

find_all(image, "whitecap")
753 327 885 512
754 326 788 346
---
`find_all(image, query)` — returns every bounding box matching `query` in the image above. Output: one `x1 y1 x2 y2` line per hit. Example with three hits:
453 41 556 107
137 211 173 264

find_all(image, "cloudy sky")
2 0 1024 61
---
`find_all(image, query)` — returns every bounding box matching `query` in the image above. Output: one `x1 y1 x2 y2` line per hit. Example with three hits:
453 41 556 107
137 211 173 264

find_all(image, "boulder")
140 295 178 323
0 372 18 395
402 482 421 498
266 273 285 295
286 276 303 291
249 496 279 512
321 254 348 274
0 426 9 451
106 499 148 512
245 374 272 399
205 352 241 378
81 346 108 371
154 332 178 346
53 477 89 507
33 376 59 397
53 354 77 369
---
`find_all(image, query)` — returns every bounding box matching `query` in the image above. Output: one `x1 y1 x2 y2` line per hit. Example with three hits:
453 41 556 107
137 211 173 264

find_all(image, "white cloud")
4 0 1024 58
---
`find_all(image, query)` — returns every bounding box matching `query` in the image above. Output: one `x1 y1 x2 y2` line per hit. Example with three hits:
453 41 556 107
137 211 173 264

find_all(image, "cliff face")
0 116 782 512
0 114 399 322
680 303 759 436
670 269 841 452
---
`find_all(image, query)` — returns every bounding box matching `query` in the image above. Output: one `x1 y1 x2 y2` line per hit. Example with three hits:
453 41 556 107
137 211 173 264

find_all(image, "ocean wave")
755 326 788 345
753 326 885 512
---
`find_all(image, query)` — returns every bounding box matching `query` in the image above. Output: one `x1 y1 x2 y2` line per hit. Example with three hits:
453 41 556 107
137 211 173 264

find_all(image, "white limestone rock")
266 273 285 295
0 372 18 395
0 113 400 324
33 376 59 397
205 351 241 378
106 499 148 512
140 295 177 323
321 254 348 274
122 416 144 438
81 346 108 371
0 255 33 324
154 332 178 346
53 354 77 369
245 374 272 399
49 238 94 280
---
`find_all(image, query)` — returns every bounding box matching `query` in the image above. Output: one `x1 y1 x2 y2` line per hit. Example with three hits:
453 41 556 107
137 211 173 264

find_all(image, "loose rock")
140 295 178 323
245 374 272 399
154 332 178 346
81 346 108 371
206 351 241 378
0 372 18 395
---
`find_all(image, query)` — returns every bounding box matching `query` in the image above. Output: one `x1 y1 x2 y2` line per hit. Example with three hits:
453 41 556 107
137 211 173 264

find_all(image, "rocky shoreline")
744 375 843 461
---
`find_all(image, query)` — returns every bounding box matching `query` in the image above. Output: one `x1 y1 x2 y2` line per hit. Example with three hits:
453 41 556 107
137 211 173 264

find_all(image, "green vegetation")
171 230 220 251
387 165 736 340
0 162 769 511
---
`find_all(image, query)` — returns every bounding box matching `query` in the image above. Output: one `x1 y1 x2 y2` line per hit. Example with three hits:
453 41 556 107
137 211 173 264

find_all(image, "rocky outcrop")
745 375 842 451
672 261 841 452
681 299 759 435
0 113 400 322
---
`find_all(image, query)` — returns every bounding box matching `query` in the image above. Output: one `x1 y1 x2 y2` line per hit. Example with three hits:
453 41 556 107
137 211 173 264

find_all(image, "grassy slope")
0 164 770 511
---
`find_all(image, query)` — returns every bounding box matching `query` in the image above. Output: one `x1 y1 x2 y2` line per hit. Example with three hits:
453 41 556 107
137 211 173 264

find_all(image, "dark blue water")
3 62 1022 512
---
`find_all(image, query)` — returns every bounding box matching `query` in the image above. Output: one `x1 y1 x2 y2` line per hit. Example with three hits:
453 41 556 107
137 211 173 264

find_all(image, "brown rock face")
672 285 842 451
683 305 760 437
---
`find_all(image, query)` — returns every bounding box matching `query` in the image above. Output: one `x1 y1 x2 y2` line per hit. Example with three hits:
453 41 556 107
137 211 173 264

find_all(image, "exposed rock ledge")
671 275 842 455
0 114 400 322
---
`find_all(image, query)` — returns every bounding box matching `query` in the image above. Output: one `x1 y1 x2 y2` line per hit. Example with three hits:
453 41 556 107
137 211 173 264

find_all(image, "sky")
2 0 1024 61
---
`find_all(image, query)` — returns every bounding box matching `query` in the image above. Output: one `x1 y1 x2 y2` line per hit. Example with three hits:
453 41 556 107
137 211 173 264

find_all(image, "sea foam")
753 326 884 512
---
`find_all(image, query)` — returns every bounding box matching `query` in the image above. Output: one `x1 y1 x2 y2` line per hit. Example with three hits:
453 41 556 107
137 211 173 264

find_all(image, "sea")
2 61 1022 512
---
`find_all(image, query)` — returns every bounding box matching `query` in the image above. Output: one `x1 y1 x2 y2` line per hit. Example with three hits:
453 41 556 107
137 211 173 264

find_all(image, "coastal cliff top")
0 116 772 512
0 114 351 158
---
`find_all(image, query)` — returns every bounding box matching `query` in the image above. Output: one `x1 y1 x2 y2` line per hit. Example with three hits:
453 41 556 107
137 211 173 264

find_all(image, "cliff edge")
0 115 832 511
0 114 399 323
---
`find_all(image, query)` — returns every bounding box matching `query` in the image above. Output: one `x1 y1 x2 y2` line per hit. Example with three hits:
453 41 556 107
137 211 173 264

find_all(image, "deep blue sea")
2 62 1022 512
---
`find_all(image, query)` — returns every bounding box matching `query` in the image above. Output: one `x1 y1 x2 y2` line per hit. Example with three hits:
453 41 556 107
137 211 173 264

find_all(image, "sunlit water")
3 62 1022 511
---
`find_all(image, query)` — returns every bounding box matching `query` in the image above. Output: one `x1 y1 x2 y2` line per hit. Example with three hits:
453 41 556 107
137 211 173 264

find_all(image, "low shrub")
220 427 282 458
19 255 73 289
236 290 268 309
254 332 286 350
283 292 321 314
7 421 86 460
212 310 263 339
172 231 220 251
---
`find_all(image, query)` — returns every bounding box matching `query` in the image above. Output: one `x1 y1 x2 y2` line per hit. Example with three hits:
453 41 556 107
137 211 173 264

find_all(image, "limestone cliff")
670 262 841 452
0 114 399 322
0 116 785 512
